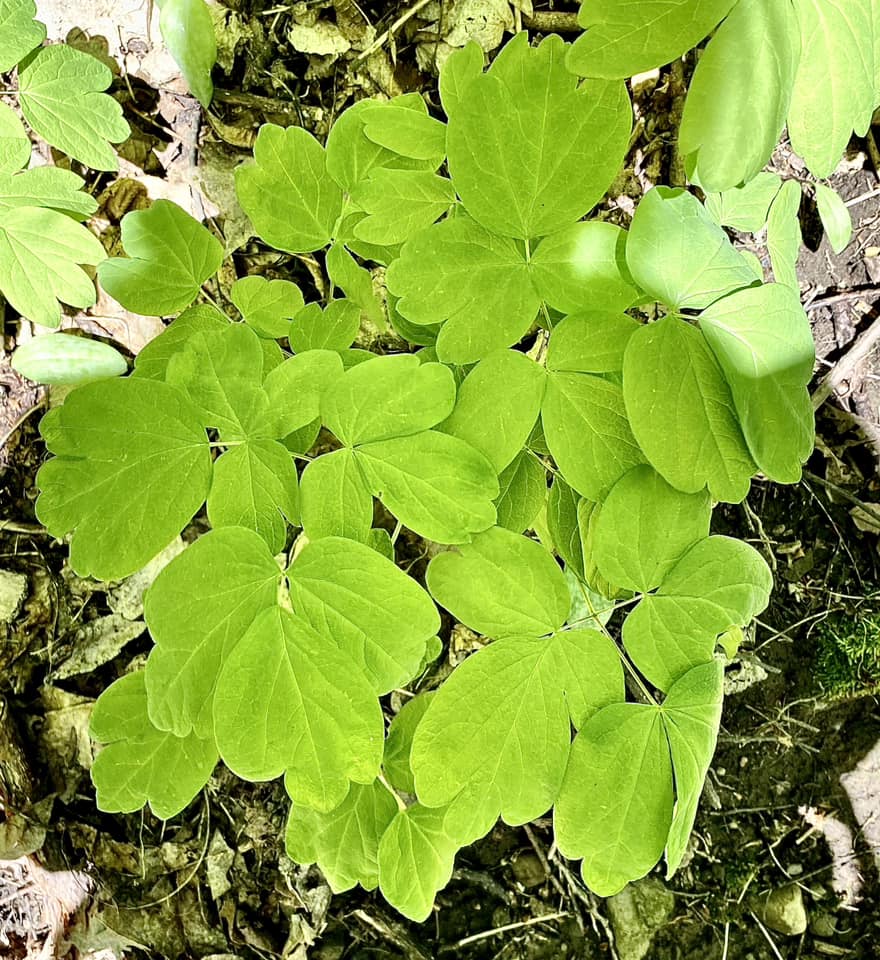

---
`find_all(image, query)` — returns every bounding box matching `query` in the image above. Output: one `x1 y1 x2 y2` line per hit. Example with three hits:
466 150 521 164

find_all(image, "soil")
2 3 880 960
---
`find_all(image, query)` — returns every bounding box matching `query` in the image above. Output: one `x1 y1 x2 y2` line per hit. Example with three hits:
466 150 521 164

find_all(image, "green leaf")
530 222 640 314
542 372 644 501
0 0 46 72
626 187 757 310
0 101 30 173
0 166 98 218
158 0 217 108
323 354 456 446
207 439 299 551
699 283 815 482
592 465 711 593
384 693 435 794
362 105 446 161
815 183 853 254
352 169 455 246
546 477 585 576
704 172 783 233
236 124 343 253
286 780 398 892
378 804 460 922
0 206 105 327
766 179 802 290
290 299 360 352
554 702 673 897
91 672 217 819
547 312 640 374
427 526 570 639
387 216 540 365
356 431 498 544
440 349 546 472
99 201 224 316
439 41 484 115
622 315 755 503
18 44 129 171
547 627 625 727
446 33 631 239
325 242 383 325
622 535 771 690
679 0 799 192
566 0 737 78
213 605 384 810
231 276 304 338
288 535 440 693
12 333 127 385
662 660 723 874
143 527 281 737
300 448 373 542
35 378 211 579
132 305 227 381
788 0 876 177
262 349 345 437
494 452 547 533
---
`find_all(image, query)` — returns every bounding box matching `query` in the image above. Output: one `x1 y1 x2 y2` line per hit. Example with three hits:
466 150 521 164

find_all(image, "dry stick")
523 11 581 32
811 313 880 409
802 469 880 527
748 910 786 960
452 912 570 948
804 288 879 312
356 0 434 61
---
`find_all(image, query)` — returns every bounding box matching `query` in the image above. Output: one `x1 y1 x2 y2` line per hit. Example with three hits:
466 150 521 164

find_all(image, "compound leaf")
547 312 640 374
18 44 129 171
0 101 30 173
99 200 223 316
158 0 217 108
91 672 217 820
35 378 211 580
300 448 373 543
704 172 782 233
0 0 46 72
352 169 455 246
494 451 547 534
815 182 852 254
766 179 802 290
0 167 98 218
231 276 304 338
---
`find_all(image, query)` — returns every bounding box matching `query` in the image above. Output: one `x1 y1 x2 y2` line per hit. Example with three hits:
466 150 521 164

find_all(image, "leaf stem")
390 520 402 545
378 771 407 813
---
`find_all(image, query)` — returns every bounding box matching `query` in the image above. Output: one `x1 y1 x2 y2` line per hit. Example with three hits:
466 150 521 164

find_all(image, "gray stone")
607 878 675 960
760 884 808 936
0 570 27 623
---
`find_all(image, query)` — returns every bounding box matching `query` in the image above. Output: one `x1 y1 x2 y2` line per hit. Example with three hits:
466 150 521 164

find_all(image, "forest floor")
1 2 880 959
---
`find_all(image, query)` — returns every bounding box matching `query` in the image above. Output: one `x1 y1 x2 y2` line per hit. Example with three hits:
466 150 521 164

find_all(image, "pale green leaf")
213 605 384 810
427 526 570 638
99 200 223 316
143 527 281 737
290 299 360 352
622 535 772 690
262 349 345 437
0 206 105 327
699 283 815 482
0 101 30 173
12 332 126 385
0 166 98 219
546 627 625 728
356 430 498 544
566 0 737 78
494 452 547 533
704 172 783 233
231 276 304 338
626 187 757 310
542 371 644 501
132 305 227 381
384 693 435 794
815 182 853 254
236 124 343 253
18 44 129 171
547 312 640 374
592 465 711 593
35 378 211 580
300 448 373 543
158 0 217 108
325 242 383 325
447 33 631 239
0 0 46 72
622 315 755 502
363 105 446 161
439 40 484 116
91 672 217 819
352 169 455 246
766 179 802 290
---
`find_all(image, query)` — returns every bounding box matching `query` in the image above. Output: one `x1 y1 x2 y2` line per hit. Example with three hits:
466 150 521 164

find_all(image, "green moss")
815 612 880 699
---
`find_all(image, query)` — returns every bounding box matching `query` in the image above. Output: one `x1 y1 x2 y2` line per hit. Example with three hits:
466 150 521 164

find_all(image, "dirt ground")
2 2 880 959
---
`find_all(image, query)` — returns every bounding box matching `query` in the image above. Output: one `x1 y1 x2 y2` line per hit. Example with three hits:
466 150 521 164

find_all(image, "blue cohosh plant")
32 34 816 921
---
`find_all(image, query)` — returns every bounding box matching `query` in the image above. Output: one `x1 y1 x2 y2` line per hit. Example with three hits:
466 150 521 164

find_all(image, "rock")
607 878 675 960
760 884 808 936
510 851 545 888
0 570 27 623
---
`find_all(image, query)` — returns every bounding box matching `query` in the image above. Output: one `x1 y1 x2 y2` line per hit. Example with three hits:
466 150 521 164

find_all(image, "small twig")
0 519 46 535
522 11 581 33
845 187 880 208
356 0 434 61
802 469 880 526
811 314 880 408
749 910 786 960
452 912 569 948
804 288 879 312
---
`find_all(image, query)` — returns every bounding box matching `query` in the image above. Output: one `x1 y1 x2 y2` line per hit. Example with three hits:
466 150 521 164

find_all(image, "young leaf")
0 167 99 218
231 276 304 338
494 452 547 534
626 187 757 309
35 378 212 580
439 41 484 116
384 693 435 794
290 299 360 352
300 448 373 543
287 535 441 694
0 101 31 173
286 780 398 892
0 0 46 72
542 372 645 501
440 349 546 472
362 106 446 162
143 527 281 737
553 703 673 897
547 312 640 374
387 216 540 365
703 172 783 233
99 201 224 316
325 242 383 325
815 183 852 254
0 206 105 327
12 333 127 385
622 315 755 503
679 0 799 193
530 222 640 314
565 0 737 78
699 283 815 482
622 535 772 691
356 431 498 544
546 477 585 577
766 179 802 290
213 606 384 811
352 169 455 246
18 44 129 171
592 465 711 593
91 672 217 819
323 354 456 446
132 304 227 381
427 526 570 639
236 124 343 253
446 33 631 239
158 0 217 108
